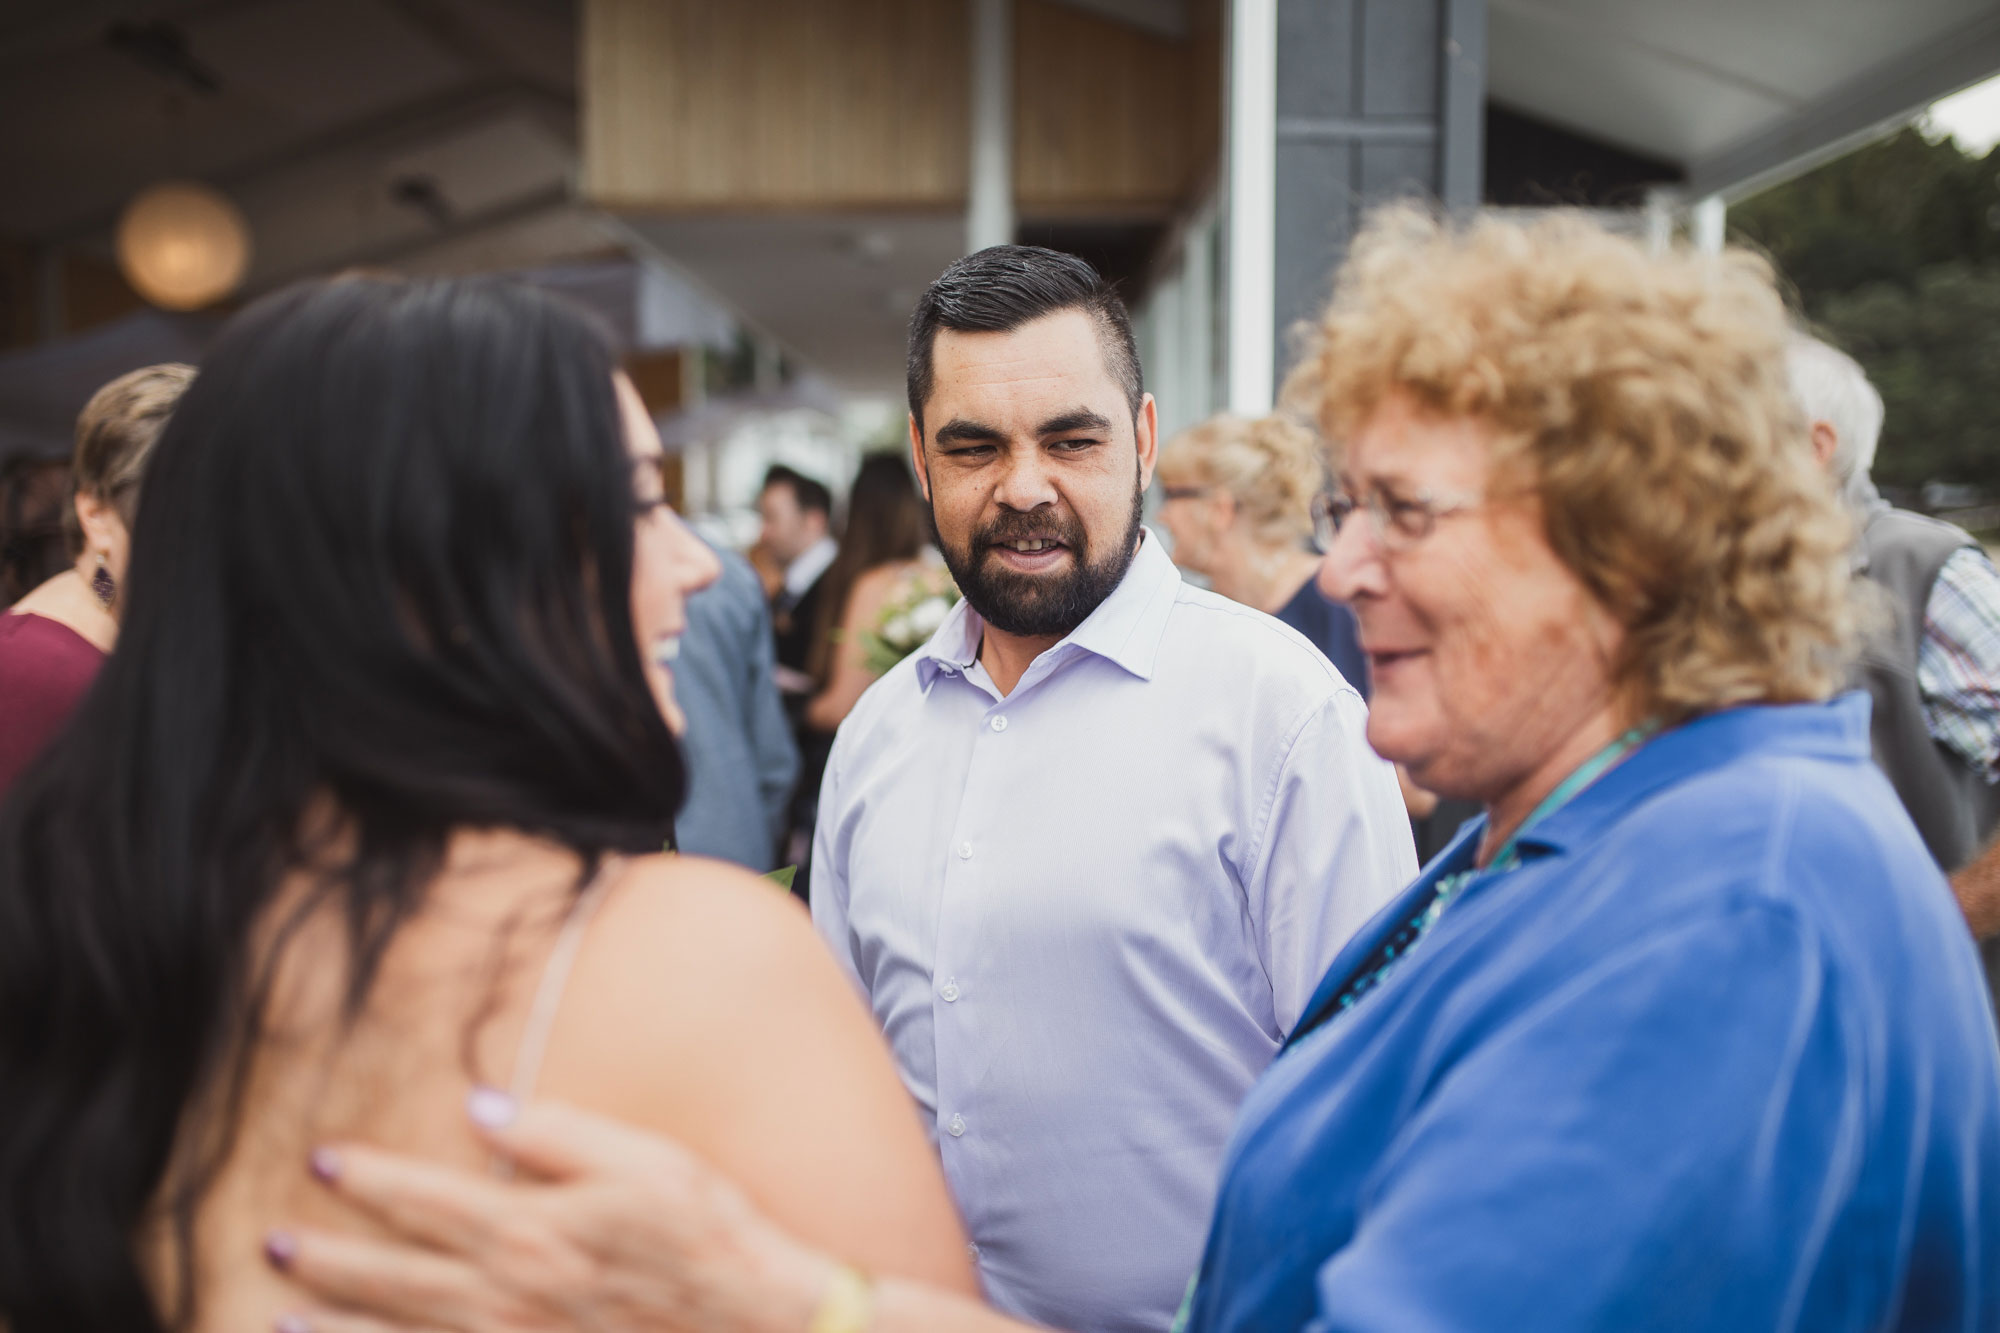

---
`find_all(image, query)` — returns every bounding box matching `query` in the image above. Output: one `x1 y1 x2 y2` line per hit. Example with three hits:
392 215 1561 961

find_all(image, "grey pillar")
1270 0 1485 387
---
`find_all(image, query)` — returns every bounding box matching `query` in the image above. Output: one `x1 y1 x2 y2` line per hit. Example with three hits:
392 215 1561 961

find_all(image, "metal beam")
242 182 574 292
1440 0 1486 210
1687 9 2000 202
35 79 572 246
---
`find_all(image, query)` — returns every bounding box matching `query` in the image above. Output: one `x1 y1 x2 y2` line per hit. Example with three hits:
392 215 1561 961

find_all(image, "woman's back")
164 833 972 1328
0 276 970 1331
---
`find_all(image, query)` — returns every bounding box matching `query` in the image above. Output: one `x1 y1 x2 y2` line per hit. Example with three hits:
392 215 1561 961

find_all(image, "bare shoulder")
538 851 976 1290
569 852 842 1015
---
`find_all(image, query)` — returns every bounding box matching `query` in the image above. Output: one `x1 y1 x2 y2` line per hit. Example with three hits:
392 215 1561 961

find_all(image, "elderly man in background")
1788 337 2000 965
671 542 798 870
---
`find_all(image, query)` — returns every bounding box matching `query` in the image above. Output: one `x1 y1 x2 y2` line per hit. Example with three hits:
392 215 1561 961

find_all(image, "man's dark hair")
760 463 832 518
906 245 1142 435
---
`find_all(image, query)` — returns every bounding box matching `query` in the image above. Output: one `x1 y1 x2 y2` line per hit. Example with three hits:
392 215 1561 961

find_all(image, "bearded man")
809 246 1415 1333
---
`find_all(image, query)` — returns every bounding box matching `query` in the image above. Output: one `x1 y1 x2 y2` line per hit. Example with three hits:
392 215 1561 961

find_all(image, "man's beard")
933 472 1145 639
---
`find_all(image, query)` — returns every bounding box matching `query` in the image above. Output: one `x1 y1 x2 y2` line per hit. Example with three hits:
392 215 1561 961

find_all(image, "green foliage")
763 864 797 892
1731 129 2000 492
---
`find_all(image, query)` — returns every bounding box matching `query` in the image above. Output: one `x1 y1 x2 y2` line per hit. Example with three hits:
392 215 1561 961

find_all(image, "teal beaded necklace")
1316 724 1652 1029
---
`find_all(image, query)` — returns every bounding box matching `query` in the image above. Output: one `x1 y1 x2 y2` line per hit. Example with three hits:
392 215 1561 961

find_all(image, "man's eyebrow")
933 418 1008 446
1037 408 1114 436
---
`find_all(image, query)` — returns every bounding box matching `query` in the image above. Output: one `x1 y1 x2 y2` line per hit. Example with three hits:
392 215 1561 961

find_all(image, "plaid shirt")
1919 545 2000 779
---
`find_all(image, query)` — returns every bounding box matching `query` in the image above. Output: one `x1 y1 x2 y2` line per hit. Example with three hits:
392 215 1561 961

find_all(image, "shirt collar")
914 527 1182 690
1511 692 1873 860
783 536 838 597
1284 693 1873 1051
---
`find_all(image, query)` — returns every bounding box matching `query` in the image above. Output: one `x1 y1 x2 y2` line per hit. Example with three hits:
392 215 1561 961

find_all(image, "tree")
1731 129 2000 494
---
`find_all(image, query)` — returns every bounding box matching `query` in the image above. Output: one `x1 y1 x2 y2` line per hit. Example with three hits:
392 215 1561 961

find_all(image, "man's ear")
1809 419 1839 474
1134 393 1160 490
907 414 932 502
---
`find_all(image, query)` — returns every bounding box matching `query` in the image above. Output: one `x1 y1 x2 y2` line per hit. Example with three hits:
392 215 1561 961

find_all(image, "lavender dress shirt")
811 532 1415 1333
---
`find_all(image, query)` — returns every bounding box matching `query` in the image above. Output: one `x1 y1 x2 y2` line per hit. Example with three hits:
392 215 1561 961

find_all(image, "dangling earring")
91 559 116 610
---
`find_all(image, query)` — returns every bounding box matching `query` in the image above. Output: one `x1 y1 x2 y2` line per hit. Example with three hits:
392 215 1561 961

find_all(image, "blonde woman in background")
1155 413 1370 698
0 363 193 795
1158 414 1444 827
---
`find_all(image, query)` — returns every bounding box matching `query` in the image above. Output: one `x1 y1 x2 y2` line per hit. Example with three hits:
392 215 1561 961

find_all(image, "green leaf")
764 865 798 891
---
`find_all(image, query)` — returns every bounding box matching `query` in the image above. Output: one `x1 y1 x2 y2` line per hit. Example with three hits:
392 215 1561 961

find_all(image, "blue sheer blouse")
1183 695 2000 1332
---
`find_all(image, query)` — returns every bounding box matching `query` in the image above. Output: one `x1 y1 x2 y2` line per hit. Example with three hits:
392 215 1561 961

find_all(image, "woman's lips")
1368 648 1427 674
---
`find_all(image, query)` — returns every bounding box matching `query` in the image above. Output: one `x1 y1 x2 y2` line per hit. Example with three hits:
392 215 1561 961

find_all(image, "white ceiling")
1489 0 2000 197
3 0 1996 398
0 0 593 283
621 213 970 392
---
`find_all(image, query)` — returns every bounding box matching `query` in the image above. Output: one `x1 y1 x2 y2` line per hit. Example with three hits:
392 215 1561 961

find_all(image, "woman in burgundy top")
0 363 194 794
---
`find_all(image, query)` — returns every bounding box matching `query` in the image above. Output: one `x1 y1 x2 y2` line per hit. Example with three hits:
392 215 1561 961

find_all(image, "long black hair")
0 275 686 1331
807 453 928 685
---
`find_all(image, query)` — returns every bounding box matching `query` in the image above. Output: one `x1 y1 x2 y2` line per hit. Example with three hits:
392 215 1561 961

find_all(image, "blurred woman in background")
0 276 971 1332
0 362 193 794
803 451 935 734
1155 413 1368 698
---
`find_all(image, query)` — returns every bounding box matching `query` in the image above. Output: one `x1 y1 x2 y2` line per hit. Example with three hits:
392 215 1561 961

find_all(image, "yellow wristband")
808 1264 874 1333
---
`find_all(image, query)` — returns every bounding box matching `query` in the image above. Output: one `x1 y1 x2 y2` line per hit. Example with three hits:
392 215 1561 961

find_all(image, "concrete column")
967 0 1014 253
1259 0 1486 394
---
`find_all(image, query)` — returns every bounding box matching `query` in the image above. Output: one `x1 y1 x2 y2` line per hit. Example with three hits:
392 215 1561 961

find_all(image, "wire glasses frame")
1311 485 1483 554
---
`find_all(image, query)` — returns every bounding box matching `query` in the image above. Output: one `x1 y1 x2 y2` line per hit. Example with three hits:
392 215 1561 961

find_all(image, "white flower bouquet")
859 571 960 676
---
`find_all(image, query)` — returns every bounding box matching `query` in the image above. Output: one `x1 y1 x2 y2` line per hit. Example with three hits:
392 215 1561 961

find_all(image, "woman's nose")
671 512 722 593
1317 517 1384 603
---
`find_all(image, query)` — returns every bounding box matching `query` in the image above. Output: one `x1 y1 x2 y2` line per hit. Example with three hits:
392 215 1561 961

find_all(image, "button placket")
946 1113 966 1137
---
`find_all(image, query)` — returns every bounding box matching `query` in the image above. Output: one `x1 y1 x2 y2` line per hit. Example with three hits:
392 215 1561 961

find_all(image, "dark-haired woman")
0 276 973 1332
802 452 938 735
0 362 193 795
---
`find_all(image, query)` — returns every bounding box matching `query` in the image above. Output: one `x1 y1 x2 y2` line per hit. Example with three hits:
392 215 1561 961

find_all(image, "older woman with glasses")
261 209 2000 1333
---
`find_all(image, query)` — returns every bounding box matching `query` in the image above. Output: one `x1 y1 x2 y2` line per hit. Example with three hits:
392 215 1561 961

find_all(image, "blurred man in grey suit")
671 543 798 869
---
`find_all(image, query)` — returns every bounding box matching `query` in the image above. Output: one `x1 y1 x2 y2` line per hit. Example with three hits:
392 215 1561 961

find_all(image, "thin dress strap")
490 853 622 1177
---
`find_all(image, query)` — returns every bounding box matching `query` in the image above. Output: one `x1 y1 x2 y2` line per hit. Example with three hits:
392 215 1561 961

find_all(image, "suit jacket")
673 546 799 870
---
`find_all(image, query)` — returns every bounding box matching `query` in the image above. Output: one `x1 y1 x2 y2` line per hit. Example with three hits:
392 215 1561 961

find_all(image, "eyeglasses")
1311 484 1483 553
1158 485 1211 502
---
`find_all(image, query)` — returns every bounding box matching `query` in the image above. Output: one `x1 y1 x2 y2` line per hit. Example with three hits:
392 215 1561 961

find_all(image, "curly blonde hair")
1157 412 1323 547
1283 205 1857 726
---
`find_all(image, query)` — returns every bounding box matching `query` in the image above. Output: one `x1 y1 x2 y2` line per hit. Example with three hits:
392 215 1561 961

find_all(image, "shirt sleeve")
808 736 867 996
1242 691 1416 1035
1305 902 1864 1333
1918 545 2000 779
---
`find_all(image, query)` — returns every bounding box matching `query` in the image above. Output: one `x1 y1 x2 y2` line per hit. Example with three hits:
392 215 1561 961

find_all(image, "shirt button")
967 1241 982 1260
958 842 973 860
940 980 960 1002
947 1114 966 1137
989 715 1008 732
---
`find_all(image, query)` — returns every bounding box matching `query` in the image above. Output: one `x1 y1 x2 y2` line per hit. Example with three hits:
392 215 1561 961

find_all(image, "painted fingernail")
467 1085 518 1129
308 1146 341 1184
263 1229 299 1271
275 1316 311 1333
